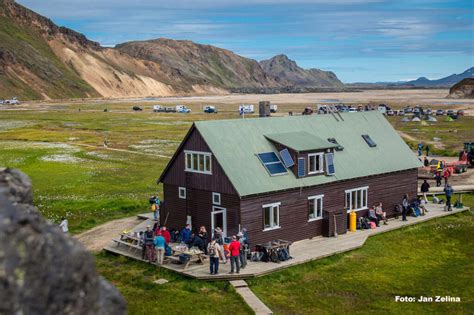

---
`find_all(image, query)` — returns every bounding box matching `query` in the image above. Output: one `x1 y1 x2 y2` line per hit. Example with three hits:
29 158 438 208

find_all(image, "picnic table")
112 232 142 253
171 244 207 270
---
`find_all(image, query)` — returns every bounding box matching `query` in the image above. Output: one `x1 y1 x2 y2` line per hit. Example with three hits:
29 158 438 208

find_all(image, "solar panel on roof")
325 153 335 175
257 152 288 176
258 152 280 163
362 134 377 147
279 148 294 168
297 158 305 178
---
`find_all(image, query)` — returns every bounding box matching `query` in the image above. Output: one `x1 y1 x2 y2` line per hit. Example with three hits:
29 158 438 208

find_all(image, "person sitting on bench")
375 202 388 225
367 207 379 227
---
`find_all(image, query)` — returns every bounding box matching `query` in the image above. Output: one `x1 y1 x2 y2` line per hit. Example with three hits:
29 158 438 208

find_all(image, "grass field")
95 252 253 314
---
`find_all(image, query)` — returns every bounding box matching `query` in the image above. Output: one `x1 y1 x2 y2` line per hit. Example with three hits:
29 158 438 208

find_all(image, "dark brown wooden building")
158 111 421 245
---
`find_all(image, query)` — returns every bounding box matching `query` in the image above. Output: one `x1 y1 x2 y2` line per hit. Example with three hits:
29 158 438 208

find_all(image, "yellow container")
349 210 357 232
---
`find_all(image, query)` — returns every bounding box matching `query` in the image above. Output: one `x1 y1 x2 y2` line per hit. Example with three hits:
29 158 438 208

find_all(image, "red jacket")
158 230 171 244
228 240 240 256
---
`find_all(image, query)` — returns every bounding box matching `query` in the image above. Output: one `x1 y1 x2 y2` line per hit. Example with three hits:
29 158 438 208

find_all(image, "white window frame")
212 192 221 205
178 186 186 199
184 150 212 175
345 186 368 212
308 194 324 221
262 202 281 231
308 152 324 175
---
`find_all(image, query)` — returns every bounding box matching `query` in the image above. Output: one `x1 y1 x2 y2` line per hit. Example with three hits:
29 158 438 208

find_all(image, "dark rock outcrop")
0 168 126 315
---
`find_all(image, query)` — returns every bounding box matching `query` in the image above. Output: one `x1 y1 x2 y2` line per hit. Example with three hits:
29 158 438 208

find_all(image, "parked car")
132 106 143 111
239 104 254 114
447 109 455 116
425 108 432 115
386 110 395 116
203 105 217 113
348 108 357 113
397 110 405 116
457 109 465 116
153 105 162 112
270 104 278 113
404 107 413 114
0 99 4 105
436 109 445 115
176 105 191 113
302 107 313 115
4 97 19 105
413 108 421 116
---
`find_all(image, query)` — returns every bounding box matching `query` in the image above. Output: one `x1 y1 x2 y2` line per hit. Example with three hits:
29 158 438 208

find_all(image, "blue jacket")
180 228 191 243
444 186 454 197
154 235 166 248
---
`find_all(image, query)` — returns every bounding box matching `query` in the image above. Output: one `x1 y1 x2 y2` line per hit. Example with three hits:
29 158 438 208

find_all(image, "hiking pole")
164 212 170 227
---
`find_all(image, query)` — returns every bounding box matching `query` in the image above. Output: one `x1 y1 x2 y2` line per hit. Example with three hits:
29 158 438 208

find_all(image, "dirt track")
75 216 141 252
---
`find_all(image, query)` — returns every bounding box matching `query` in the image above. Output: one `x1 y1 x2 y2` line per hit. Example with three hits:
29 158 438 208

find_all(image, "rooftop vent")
327 138 344 151
362 134 377 147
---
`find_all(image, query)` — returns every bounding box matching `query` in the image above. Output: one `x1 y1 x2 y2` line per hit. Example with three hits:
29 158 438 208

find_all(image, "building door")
211 206 227 238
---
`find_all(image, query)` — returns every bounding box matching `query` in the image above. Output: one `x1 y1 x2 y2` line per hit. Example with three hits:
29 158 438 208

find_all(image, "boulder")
0 168 126 315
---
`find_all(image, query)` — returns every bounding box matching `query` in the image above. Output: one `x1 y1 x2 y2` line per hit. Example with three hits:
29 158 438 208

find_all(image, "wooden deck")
104 203 469 281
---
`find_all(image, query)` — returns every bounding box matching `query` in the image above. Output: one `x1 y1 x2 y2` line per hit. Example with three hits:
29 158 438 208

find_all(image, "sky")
17 0 474 83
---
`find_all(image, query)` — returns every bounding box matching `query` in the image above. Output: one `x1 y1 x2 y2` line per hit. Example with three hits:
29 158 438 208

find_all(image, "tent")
427 116 437 122
401 117 410 122
445 116 454 122
421 120 428 126
412 117 421 122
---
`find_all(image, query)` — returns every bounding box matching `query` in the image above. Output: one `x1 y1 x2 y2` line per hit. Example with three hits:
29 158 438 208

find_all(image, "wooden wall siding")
161 127 238 196
163 184 241 239
240 168 418 245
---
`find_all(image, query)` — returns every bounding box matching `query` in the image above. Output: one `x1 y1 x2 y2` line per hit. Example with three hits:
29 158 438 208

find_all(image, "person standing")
417 143 423 156
425 145 430 157
160 226 171 244
154 231 166 265
444 184 454 211
237 232 247 269
228 235 241 274
420 180 430 203
443 168 450 186
402 194 409 221
435 170 442 187
59 217 69 233
144 225 156 263
207 238 222 275
198 226 208 255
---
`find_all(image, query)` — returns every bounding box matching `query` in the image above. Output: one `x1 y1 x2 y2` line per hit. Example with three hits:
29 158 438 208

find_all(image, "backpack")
208 243 218 258
151 204 156 211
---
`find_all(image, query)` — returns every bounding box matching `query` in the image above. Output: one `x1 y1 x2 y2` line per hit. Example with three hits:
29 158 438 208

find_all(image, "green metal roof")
194 111 422 197
265 131 337 152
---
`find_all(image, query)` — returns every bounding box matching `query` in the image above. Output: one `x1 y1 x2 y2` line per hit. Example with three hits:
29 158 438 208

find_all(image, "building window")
263 202 280 231
178 187 186 199
345 187 368 212
212 192 221 205
308 194 324 221
308 153 324 174
185 150 212 174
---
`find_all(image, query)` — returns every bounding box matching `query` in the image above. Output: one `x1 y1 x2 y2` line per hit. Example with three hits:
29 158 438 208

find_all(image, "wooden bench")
112 239 142 253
